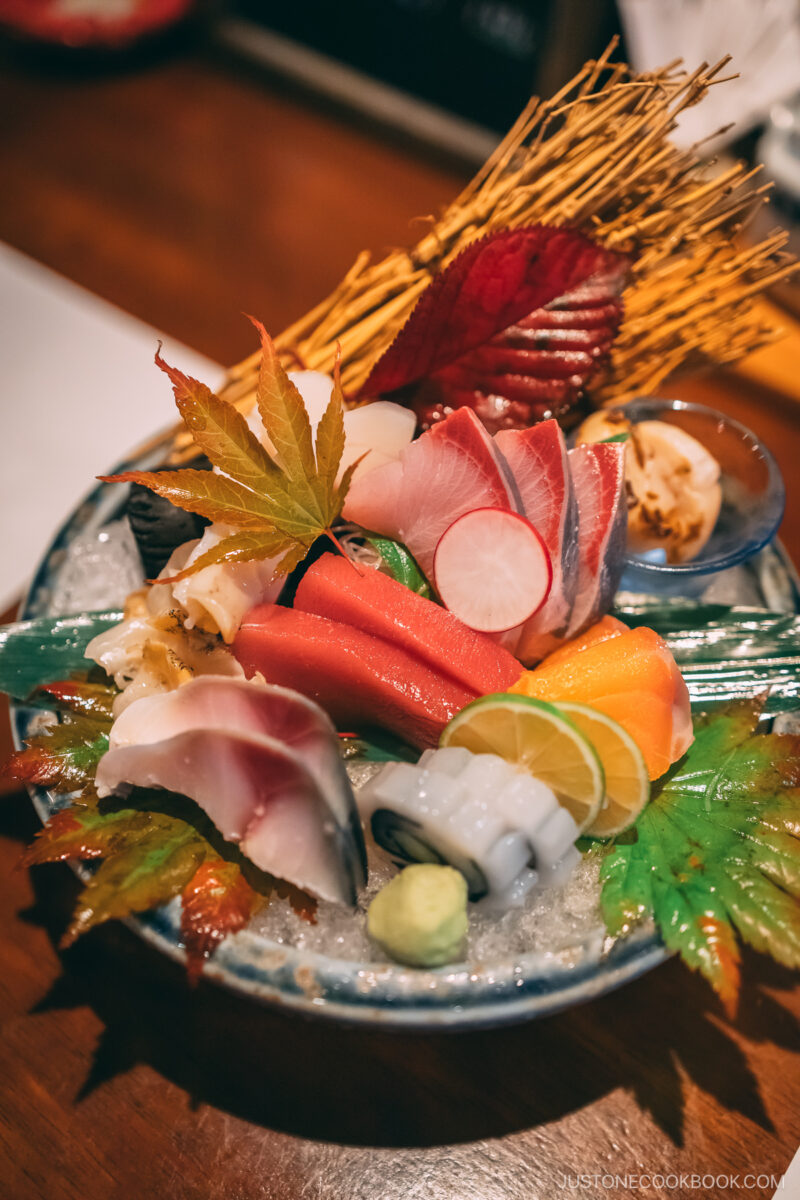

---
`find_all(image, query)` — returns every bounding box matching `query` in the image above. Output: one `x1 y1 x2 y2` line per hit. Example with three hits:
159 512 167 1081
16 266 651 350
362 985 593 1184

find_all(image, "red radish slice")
433 508 552 634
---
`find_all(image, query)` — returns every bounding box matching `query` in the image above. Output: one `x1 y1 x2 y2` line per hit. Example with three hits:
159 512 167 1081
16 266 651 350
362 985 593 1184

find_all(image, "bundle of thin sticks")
169 39 797 461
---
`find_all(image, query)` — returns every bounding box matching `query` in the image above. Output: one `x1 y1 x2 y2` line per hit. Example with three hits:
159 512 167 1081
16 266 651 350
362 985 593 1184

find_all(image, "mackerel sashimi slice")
294 553 522 694
494 419 579 662
342 407 521 579
566 442 627 642
95 677 367 904
234 605 476 749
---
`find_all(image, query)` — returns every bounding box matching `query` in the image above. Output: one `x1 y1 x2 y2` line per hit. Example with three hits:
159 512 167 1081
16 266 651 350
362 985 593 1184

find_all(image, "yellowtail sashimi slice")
494 419 579 660
440 693 604 832
555 702 650 838
342 407 520 579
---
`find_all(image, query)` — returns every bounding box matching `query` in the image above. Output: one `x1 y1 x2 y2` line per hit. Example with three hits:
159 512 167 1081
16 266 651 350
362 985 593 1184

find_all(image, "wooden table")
0 38 798 1200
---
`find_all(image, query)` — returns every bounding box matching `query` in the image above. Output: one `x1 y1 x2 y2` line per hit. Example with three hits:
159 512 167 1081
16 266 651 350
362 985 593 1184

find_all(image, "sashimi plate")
12 438 794 1030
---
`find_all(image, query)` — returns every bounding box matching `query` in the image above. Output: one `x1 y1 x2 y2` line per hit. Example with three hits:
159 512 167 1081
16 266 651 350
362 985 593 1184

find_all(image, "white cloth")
0 242 220 610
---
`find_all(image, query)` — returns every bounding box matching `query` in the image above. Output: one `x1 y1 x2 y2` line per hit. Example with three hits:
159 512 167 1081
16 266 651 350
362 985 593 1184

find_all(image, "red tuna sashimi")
234 605 476 749
493 419 579 661
294 553 522 694
342 407 520 578
564 441 627 643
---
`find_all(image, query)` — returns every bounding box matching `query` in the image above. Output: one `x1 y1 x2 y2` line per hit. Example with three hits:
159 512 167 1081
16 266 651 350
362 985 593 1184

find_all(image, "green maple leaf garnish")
5 676 117 792
7 713 111 792
101 320 360 581
600 696 800 1013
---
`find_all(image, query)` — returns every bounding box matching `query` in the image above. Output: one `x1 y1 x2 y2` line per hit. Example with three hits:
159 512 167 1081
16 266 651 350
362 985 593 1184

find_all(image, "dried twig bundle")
169 40 797 460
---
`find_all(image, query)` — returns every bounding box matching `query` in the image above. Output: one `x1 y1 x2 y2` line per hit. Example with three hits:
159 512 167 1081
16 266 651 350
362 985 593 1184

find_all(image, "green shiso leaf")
364 537 431 597
0 612 122 701
339 727 419 763
614 601 800 716
600 696 800 1013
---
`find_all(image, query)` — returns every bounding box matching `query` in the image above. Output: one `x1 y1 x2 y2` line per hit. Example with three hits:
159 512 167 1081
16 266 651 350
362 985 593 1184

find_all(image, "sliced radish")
433 508 552 633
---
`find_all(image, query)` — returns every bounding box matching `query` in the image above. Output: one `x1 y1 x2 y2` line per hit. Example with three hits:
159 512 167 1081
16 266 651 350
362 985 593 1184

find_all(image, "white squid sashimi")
359 747 579 906
95 677 368 904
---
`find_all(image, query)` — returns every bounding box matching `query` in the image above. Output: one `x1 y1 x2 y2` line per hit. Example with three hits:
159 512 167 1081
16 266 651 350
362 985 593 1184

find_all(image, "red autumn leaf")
5 715 110 792
359 226 630 433
36 678 117 721
180 858 258 982
20 805 152 867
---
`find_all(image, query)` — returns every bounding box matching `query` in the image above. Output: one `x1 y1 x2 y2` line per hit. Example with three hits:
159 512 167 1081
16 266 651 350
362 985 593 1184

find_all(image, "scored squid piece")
358 747 579 904
342 407 522 579
95 676 367 905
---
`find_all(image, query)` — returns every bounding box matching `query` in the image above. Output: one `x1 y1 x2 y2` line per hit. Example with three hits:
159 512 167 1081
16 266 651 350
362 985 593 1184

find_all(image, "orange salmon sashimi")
511 624 693 780
537 614 628 669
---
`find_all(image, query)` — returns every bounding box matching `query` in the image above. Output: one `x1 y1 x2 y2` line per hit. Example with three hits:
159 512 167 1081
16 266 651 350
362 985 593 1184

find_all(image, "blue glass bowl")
613 398 785 593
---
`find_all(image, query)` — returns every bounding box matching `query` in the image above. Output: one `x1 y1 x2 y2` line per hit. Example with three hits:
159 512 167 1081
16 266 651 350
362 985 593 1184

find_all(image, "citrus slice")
555 702 649 838
440 693 604 832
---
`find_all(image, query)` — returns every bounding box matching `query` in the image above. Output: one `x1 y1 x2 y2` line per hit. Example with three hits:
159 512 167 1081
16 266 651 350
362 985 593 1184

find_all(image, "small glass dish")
607 398 785 592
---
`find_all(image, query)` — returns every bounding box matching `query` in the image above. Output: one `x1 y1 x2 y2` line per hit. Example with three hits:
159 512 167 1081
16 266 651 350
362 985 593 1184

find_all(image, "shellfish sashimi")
95 677 367 904
293 553 522 695
493 419 579 660
342 407 521 578
341 401 417 480
170 524 284 642
563 442 627 644
511 625 693 780
86 555 245 717
234 604 476 749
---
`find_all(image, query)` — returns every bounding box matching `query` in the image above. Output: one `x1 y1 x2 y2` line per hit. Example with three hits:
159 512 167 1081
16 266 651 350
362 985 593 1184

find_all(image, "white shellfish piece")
170 525 284 643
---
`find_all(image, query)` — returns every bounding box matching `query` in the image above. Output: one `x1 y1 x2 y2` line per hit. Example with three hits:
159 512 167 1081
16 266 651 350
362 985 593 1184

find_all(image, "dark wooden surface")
1 40 798 1200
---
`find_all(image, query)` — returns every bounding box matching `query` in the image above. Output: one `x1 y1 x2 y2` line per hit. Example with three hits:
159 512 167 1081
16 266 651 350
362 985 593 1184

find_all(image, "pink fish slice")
95 677 367 904
493 419 579 663
342 406 521 578
563 441 627 644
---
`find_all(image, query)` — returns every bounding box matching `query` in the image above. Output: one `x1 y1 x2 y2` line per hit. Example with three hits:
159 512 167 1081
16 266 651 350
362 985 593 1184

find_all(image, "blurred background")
1 0 800 604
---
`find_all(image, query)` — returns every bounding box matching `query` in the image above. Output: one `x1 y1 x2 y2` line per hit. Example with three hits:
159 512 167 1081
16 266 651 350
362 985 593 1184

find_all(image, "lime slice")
555 702 650 838
441 693 605 833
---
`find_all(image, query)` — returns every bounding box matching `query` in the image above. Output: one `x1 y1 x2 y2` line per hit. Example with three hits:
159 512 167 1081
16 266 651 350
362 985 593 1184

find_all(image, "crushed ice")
48 519 144 616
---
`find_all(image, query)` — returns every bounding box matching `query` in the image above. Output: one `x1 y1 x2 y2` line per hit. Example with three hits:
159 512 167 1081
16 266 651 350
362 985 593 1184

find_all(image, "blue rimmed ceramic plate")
15 433 793 1031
